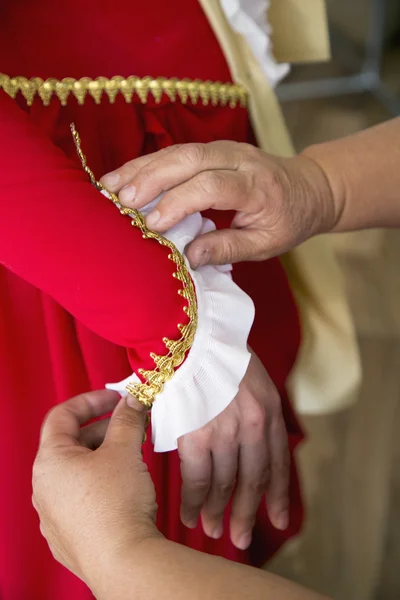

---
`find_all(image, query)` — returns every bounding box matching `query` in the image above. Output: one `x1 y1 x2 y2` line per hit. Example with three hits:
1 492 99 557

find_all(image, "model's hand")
101 141 337 267
32 391 160 587
178 349 290 550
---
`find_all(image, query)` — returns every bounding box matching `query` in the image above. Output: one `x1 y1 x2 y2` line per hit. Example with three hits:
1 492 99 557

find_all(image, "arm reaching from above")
100 117 400 266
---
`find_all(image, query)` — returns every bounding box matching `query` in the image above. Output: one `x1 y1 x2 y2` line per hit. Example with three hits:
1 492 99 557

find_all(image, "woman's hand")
101 141 339 267
32 395 328 600
32 391 160 587
178 349 290 550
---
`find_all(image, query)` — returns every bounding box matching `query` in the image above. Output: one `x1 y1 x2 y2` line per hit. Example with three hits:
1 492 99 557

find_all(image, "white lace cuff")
106 197 255 452
220 0 290 87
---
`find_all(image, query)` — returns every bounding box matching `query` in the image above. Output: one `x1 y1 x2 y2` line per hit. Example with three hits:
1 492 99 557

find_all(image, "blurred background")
267 1 400 598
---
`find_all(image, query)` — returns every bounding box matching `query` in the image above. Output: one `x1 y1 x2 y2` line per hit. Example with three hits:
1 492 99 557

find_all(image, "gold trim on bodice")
71 124 198 409
0 73 248 108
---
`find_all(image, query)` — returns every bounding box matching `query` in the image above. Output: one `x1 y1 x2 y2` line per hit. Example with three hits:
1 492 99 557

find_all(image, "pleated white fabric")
106 194 255 452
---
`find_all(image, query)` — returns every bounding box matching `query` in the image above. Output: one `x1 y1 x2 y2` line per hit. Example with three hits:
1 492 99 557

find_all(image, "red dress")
0 2 303 598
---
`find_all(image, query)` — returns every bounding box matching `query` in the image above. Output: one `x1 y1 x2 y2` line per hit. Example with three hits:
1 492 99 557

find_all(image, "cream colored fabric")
199 0 362 414
269 0 331 64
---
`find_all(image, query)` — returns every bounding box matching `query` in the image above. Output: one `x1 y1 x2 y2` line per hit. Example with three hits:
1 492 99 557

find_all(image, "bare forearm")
303 117 400 232
91 537 330 600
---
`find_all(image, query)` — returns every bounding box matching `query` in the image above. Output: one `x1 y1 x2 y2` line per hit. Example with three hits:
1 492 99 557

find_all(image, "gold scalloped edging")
71 124 198 409
0 73 248 108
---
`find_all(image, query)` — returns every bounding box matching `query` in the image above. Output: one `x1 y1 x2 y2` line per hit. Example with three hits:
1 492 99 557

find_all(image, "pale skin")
178 348 290 550
100 116 400 550
32 391 330 600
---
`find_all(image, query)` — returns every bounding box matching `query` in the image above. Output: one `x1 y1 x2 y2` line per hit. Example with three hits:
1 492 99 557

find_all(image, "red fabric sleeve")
0 92 187 373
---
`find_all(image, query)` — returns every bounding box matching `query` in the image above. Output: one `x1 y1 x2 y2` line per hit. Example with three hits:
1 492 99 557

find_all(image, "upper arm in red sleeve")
0 91 188 375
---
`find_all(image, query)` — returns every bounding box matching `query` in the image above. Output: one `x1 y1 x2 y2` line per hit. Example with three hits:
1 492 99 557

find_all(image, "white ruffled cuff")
106 196 255 452
220 0 290 87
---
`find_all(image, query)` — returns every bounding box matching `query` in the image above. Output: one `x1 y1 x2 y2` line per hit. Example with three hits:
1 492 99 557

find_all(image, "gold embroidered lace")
0 73 248 108
71 124 198 409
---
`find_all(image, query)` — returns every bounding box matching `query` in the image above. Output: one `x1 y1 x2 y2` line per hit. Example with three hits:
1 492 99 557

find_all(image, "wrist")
83 523 163 598
300 143 345 234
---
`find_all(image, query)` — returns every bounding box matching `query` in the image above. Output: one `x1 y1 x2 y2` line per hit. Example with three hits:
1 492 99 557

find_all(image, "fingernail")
145 210 161 229
119 184 137 205
192 248 210 269
185 519 197 529
237 532 251 550
102 172 120 188
275 511 289 531
125 394 145 412
210 525 223 539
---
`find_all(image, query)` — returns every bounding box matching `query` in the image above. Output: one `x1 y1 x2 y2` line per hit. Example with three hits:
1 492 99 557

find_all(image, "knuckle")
163 193 192 222
219 421 240 446
32 459 44 487
192 478 210 492
112 412 139 431
136 163 155 185
244 403 267 432
113 160 140 185
238 142 260 159
179 143 208 167
195 170 226 197
179 428 211 456
250 470 270 496
44 403 59 423
184 478 210 498
159 145 178 155
124 159 139 175
216 480 235 497
31 493 39 511
218 235 239 265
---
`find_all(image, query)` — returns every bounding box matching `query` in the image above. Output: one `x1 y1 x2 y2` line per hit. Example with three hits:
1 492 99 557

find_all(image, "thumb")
104 395 147 453
186 229 262 268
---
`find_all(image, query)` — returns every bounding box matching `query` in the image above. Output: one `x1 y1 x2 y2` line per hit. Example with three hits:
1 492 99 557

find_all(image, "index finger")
39 390 120 450
117 141 244 210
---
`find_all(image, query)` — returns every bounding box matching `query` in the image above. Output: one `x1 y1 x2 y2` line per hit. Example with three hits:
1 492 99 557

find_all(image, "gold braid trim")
71 124 198 409
0 73 248 108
